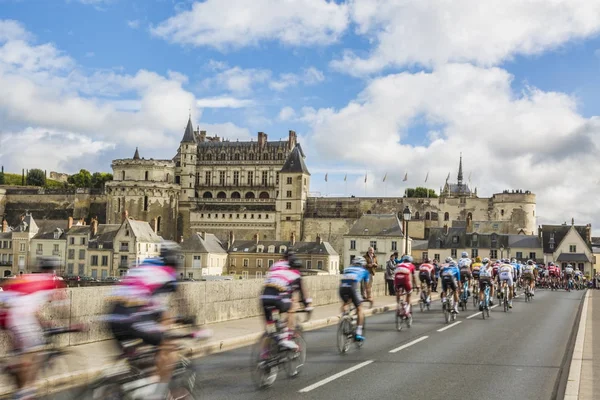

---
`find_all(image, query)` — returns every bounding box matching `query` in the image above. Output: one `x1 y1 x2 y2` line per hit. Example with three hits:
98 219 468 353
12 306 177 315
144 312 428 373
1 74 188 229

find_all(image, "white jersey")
565 267 574 275
458 257 472 269
523 264 534 274
479 263 492 277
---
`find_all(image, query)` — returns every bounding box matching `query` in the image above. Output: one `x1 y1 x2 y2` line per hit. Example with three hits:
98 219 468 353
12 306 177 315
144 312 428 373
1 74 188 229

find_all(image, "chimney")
316 233 322 245
254 232 259 245
152 217 158 233
199 130 207 142
1 220 7 233
257 132 267 148
121 210 129 223
91 218 98 237
288 130 297 150
586 224 591 243
538 225 542 240
444 224 449 235
290 232 296 246
68 216 73 230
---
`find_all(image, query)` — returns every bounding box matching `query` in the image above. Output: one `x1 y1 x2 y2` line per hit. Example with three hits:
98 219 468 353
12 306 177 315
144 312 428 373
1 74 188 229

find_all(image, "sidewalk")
566 290 600 399
1 292 437 397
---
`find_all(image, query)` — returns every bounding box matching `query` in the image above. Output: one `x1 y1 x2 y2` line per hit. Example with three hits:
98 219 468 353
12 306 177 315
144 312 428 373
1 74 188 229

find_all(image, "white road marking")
467 312 482 319
564 290 590 399
298 360 374 393
491 305 499 309
437 321 462 332
389 336 429 353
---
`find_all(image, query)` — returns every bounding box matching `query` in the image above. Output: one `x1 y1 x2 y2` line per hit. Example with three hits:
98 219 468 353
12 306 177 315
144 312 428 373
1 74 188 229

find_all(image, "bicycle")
0 325 87 400
472 279 480 308
252 307 311 389
396 289 413 331
524 283 533 302
419 281 431 312
337 300 372 354
459 280 469 311
480 280 491 320
502 282 510 312
82 317 209 399
442 287 457 324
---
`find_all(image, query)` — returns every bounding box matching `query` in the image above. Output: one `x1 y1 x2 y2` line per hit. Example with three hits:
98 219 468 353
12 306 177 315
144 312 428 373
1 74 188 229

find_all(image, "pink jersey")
110 262 177 304
394 262 416 278
263 265 302 295
419 263 434 274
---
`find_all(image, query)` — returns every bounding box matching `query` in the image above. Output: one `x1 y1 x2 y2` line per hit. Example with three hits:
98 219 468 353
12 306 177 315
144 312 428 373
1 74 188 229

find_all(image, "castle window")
415 212 420 220
233 171 240 185
248 171 254 186
258 214 262 219
245 192 255 199
261 171 268 186
231 191 241 199
263 154 269 160
467 212 472 220
251 214 254 219
203 191 213 198
278 153 283 160
219 171 226 185
121 171 125 180
276 172 279 184
248 153 255 161
175 176 180 184
117 198 121 211
144 171 149 181
287 177 292 185
425 212 430 220
286 202 292 210
501 209 504 216
259 192 270 199
234 153 240 161
286 190 292 198
217 191 226 198
219 152 226 161
167 173 170 182
444 212 449 221
205 171 211 186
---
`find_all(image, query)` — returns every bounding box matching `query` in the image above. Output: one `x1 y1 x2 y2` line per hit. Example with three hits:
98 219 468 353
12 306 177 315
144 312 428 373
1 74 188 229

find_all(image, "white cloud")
303 63 600 231
206 59 228 71
0 20 31 42
196 96 254 108
278 106 296 121
331 0 600 75
151 0 349 50
203 66 271 94
270 67 325 91
127 19 140 29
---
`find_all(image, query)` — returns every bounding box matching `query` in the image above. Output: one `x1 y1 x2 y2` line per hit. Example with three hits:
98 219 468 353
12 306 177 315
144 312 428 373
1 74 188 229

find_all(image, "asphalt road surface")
53 288 585 400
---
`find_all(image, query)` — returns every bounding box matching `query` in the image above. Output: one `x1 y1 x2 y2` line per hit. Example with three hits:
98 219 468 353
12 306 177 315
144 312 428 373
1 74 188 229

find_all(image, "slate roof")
180 117 196 144
133 147 140 160
181 233 227 254
427 227 541 250
508 234 542 249
0 232 12 239
412 240 429 250
12 213 39 233
280 144 310 175
346 214 404 237
127 219 163 243
31 220 69 240
541 225 591 254
592 237 600 246
229 240 338 256
88 224 120 250
445 183 472 195
67 225 92 235
556 253 592 262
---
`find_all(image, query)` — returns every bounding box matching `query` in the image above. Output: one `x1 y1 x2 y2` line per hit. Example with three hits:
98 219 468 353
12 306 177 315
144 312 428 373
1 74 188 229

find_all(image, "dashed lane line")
437 321 462 332
298 360 374 393
389 336 429 353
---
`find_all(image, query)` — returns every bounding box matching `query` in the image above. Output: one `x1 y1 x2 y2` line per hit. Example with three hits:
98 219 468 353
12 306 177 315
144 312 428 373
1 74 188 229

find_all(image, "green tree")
26 169 46 186
91 172 113 189
68 169 92 188
0 167 4 185
405 187 438 198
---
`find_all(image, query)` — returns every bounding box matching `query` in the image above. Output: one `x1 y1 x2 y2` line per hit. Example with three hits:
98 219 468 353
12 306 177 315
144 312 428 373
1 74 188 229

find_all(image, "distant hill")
2 173 63 188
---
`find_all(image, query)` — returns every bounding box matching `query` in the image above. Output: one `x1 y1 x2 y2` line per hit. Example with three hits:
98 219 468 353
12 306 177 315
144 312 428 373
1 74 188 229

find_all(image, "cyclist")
574 268 583 289
548 262 559 289
522 260 536 296
394 255 417 315
492 260 501 298
458 252 472 298
499 259 515 308
418 258 435 305
339 256 370 341
107 241 203 400
440 257 461 314
261 249 313 350
471 256 482 294
510 258 521 296
0 256 68 400
564 264 574 290
478 257 494 310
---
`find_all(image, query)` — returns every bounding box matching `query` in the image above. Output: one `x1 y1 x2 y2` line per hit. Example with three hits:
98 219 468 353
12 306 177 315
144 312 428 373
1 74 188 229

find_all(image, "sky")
1 0 600 233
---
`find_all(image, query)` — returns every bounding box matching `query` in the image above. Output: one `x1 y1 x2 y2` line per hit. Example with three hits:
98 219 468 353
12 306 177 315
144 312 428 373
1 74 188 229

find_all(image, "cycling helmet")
511 258 517 263
352 256 367 267
482 258 490 264
475 256 482 263
527 260 534 266
448 259 457 266
461 252 468 258
423 258 432 263
160 241 183 269
567 264 573 268
284 249 302 268
445 257 453 263
37 256 61 272
401 255 413 263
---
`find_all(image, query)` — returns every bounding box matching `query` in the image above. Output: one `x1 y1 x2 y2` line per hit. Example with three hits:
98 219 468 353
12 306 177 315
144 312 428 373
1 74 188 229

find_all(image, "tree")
405 187 438 198
68 169 92 188
26 169 46 186
91 172 113 189
0 166 4 185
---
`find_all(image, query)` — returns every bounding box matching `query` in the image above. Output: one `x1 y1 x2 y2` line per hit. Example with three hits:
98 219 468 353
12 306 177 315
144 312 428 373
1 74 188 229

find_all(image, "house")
411 240 430 263
180 232 228 279
87 219 120 280
29 219 69 274
226 232 339 278
112 216 163 275
10 213 40 274
65 218 91 276
343 214 410 267
540 221 594 275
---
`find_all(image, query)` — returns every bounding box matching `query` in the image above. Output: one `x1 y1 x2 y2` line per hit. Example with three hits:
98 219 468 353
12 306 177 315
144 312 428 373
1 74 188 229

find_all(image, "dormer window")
452 236 459 244
280 246 287 253
268 245 275 253
257 245 264 253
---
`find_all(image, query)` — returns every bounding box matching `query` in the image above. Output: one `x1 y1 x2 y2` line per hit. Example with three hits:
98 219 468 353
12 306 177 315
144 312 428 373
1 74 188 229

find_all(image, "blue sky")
1 0 600 230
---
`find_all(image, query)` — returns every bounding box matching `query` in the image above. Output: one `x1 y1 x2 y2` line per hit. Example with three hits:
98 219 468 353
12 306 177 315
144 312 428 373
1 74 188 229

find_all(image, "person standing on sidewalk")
385 252 398 296
364 247 378 301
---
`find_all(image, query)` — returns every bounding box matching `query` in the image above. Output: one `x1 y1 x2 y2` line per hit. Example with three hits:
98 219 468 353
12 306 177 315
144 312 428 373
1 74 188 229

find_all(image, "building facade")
540 222 594 274
180 232 228 279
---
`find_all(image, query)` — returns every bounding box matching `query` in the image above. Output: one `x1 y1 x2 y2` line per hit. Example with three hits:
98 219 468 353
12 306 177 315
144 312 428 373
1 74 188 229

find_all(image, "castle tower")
176 116 198 202
276 144 310 242
457 152 463 186
105 148 180 240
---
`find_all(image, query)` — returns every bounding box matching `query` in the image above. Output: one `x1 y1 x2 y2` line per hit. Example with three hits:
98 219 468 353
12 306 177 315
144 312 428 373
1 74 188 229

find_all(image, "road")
54 288 585 400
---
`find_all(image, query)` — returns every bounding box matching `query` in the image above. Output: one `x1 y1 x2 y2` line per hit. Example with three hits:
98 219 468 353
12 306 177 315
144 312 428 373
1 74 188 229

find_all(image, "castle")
1 117 537 263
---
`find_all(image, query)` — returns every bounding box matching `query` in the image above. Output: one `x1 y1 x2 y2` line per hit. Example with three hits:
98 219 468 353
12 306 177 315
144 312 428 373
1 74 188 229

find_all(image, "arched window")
444 212 450 221
219 152 226 161
166 173 170 182
145 171 149 181
234 153 240 160
259 192 270 199
3 270 11 277
263 153 269 160
217 191 226 198
467 212 473 220
121 171 125 180
245 192 255 199
206 153 212 161
231 191 241 199
425 212 431 220
248 153 255 161
278 153 283 160
156 216 161 232
501 209 505 217
415 211 420 220
203 191 213 198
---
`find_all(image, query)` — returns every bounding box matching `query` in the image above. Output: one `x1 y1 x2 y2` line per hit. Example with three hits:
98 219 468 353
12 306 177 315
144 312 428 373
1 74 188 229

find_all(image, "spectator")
364 247 378 301
385 252 398 296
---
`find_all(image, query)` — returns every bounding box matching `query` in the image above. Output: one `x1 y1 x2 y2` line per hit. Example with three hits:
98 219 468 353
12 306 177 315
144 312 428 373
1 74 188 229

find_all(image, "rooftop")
347 214 404 237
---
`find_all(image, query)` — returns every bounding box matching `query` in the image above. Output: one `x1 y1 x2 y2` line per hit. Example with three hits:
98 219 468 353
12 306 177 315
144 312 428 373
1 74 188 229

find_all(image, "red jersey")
418 263 434 275
549 266 559 277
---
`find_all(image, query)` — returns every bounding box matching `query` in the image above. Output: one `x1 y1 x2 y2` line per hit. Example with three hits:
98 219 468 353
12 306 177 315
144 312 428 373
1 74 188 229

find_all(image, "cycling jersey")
523 264 535 274
479 263 492 278
394 262 416 293
499 264 515 286
565 267 574 276
339 265 370 307
418 263 434 285
458 258 472 269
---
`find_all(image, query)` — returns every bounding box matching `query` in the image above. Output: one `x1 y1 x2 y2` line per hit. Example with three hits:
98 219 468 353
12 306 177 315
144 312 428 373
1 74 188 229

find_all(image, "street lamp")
402 206 411 256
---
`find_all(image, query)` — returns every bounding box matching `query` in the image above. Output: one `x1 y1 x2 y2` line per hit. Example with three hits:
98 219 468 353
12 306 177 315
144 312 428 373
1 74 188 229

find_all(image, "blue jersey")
441 264 461 282
512 263 521 273
340 266 370 288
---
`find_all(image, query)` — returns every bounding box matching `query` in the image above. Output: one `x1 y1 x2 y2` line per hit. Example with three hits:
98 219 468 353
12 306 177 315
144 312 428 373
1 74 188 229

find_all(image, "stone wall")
0 275 386 352
302 218 357 264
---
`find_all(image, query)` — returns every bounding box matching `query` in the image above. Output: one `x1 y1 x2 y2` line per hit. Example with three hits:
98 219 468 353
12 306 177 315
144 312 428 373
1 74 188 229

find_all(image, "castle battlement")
492 190 536 203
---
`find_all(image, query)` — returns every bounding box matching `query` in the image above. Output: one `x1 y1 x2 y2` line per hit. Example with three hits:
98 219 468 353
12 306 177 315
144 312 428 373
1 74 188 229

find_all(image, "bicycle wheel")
396 307 403 331
443 303 449 324
169 358 200 400
337 318 352 354
78 380 125 400
251 334 278 389
356 317 365 349
285 334 306 378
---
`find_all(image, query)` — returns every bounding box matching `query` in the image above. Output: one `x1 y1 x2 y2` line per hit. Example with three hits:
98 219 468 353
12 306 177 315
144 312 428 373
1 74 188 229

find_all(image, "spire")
280 144 310 175
133 147 140 160
180 115 196 143
457 152 463 185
